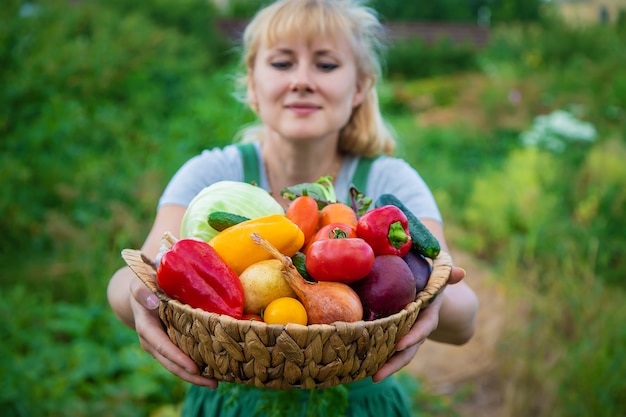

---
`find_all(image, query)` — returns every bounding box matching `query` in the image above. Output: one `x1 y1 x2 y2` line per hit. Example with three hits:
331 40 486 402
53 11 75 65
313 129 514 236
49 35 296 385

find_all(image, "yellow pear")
238 259 296 315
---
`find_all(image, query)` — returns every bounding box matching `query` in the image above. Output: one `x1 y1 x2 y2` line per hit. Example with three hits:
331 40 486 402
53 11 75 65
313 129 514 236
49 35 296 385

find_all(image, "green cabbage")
180 181 284 242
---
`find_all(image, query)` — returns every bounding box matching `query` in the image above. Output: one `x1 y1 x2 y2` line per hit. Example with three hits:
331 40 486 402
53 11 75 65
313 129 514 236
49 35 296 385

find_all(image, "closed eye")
271 61 292 70
318 62 339 72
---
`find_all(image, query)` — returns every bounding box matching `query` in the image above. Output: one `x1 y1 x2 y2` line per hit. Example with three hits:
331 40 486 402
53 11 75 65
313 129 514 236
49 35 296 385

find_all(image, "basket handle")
121 248 168 299
416 251 452 304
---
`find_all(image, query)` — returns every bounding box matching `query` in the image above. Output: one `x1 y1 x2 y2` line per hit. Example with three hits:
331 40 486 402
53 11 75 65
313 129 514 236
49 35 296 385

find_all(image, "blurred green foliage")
1 0 241 256
1 2 251 414
384 37 479 80
343 0 542 23
390 14 626 416
1 0 625 416
0 0 255 299
219 0 543 22
1 287 187 417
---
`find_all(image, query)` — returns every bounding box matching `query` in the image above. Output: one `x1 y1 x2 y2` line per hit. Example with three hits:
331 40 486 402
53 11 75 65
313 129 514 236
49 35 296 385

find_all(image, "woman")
107 0 478 415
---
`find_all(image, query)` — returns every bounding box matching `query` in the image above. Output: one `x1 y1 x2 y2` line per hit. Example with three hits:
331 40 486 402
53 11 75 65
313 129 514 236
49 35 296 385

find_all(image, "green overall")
181 143 412 417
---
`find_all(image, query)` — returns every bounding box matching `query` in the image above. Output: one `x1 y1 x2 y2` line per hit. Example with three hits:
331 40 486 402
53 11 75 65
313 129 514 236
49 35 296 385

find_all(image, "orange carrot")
285 195 319 245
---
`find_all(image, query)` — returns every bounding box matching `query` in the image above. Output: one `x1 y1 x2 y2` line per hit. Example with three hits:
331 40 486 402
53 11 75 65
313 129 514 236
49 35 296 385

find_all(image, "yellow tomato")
263 297 308 326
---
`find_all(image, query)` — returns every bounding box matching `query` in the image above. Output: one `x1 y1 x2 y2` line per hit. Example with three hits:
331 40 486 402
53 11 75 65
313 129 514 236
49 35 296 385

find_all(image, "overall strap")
237 142 379 202
235 142 261 185
349 155 380 198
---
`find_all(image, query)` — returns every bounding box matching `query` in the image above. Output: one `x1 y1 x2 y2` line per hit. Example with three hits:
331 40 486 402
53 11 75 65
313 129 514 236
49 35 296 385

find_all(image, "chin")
281 131 327 142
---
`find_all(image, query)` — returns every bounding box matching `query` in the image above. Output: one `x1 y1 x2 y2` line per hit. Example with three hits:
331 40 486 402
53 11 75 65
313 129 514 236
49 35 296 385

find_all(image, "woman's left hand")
372 265 466 382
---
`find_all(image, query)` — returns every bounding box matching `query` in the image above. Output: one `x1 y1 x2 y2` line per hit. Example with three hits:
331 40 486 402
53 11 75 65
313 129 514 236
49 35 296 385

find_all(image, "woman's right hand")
129 275 218 388
107 205 217 386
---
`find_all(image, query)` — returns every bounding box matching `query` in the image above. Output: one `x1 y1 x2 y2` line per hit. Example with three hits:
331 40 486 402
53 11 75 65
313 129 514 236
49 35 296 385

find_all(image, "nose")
290 66 315 92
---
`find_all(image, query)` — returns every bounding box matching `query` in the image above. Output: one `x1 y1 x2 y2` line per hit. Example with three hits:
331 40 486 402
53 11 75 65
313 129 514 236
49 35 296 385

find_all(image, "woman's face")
248 34 365 143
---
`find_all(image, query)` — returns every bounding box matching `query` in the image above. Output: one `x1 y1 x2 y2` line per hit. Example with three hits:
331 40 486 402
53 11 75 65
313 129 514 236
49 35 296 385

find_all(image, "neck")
260 131 343 207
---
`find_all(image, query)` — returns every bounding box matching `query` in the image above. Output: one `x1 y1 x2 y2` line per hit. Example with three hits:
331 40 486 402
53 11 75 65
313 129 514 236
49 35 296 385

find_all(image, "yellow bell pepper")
208 214 304 275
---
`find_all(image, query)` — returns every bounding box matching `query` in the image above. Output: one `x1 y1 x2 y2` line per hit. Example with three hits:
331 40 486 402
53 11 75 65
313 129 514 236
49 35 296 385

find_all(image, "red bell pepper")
356 205 412 257
156 238 245 318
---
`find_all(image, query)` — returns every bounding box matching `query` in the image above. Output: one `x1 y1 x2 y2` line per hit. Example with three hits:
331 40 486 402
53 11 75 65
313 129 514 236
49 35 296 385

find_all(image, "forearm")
428 281 478 344
107 266 137 329
415 219 478 344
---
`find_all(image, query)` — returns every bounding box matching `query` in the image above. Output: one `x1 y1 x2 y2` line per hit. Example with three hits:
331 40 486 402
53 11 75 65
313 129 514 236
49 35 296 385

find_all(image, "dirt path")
407 248 507 416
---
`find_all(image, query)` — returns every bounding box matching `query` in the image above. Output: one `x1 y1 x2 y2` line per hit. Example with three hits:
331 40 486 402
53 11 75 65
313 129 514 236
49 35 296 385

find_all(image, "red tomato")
305 237 375 283
303 222 357 255
314 223 357 240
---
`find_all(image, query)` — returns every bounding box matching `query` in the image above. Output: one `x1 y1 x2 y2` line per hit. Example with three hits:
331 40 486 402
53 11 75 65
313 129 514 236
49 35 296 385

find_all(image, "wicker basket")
121 239 451 390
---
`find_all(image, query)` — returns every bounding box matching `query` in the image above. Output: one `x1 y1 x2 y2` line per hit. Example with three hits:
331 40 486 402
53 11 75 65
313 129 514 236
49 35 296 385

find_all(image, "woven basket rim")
121 246 450 330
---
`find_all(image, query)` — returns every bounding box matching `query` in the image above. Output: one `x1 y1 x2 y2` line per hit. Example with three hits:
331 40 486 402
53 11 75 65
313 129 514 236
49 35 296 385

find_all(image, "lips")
285 102 320 116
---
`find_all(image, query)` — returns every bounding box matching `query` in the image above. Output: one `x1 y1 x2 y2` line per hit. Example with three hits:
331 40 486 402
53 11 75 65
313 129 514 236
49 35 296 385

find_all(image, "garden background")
2 0 625 416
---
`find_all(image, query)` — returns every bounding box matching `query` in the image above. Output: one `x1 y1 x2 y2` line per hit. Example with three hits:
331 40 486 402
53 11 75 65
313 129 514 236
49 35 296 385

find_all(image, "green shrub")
0 286 186 417
480 17 625 73
385 37 479 80
462 147 558 255
368 0 543 23
0 3 252 414
390 121 517 218
459 114 625 288
479 17 626 126
368 0 475 22
570 138 626 285
221 0 267 18
0 0 249 263
104 0 226 54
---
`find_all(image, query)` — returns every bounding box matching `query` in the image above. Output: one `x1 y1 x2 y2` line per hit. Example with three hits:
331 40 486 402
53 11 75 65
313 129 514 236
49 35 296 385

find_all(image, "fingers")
396 295 442 352
448 266 466 285
372 342 421 382
129 277 218 388
131 279 160 311
137 330 218 388
372 291 445 381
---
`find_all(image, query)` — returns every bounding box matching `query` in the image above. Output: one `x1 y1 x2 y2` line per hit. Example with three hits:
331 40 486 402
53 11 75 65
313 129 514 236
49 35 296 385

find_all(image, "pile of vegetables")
156 178 441 326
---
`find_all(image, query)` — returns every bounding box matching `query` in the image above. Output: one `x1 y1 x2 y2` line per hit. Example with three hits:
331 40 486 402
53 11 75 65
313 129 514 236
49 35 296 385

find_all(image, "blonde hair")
239 0 396 156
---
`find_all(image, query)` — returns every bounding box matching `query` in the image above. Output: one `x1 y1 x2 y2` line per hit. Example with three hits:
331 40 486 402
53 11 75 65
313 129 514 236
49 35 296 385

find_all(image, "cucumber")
375 193 441 259
207 211 250 231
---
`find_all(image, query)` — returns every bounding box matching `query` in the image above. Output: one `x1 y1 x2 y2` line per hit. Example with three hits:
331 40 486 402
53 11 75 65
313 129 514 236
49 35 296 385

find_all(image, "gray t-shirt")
158 142 442 222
